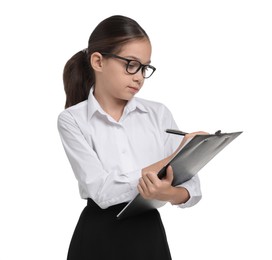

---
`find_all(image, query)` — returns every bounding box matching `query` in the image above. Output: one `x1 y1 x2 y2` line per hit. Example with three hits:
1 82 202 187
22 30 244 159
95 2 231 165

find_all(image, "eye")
127 60 141 73
128 60 139 68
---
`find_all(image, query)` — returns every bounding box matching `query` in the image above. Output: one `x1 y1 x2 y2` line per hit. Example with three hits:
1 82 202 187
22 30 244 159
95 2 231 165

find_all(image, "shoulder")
58 100 88 126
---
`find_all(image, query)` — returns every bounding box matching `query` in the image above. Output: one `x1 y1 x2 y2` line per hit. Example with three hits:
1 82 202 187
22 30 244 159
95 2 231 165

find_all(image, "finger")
141 176 155 194
165 165 174 183
138 177 148 191
138 179 152 198
194 131 209 135
141 174 159 196
144 173 160 185
142 170 157 178
137 183 144 195
186 131 209 138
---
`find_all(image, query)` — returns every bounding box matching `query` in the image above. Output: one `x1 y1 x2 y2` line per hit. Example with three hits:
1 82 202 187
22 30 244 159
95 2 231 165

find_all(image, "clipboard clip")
215 130 222 136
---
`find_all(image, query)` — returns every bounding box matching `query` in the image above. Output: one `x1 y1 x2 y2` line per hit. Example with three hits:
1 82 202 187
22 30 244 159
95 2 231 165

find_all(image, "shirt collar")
124 97 148 114
87 88 148 121
87 89 103 120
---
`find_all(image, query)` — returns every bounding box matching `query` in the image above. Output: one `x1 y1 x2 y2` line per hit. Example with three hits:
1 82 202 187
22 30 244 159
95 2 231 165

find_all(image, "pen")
165 129 188 136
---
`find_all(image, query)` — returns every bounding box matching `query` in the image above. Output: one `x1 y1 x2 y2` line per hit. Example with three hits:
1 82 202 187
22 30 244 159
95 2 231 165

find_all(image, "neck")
93 88 127 122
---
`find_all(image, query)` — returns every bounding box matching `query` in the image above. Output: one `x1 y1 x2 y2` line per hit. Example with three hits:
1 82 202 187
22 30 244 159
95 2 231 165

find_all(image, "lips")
128 86 140 93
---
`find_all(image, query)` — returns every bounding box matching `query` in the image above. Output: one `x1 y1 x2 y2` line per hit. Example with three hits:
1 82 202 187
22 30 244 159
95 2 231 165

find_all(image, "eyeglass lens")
127 60 154 78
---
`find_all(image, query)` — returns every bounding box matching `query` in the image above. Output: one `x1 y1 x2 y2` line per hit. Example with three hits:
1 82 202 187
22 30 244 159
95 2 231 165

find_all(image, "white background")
0 0 271 259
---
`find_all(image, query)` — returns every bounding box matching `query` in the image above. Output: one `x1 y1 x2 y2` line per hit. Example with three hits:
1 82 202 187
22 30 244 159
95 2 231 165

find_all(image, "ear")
90 52 103 72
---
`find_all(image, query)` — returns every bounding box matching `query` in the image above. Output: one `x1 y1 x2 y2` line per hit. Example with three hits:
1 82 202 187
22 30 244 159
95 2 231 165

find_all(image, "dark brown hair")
63 15 149 108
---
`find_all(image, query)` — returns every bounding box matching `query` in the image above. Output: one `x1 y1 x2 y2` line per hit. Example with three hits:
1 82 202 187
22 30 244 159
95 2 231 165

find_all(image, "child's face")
97 38 152 103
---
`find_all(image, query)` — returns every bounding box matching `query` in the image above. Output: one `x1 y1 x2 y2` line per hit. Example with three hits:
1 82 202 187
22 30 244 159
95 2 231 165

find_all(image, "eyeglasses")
101 53 156 79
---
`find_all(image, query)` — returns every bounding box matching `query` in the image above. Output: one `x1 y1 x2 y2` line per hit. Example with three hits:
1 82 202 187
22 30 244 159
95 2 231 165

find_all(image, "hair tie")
82 48 88 54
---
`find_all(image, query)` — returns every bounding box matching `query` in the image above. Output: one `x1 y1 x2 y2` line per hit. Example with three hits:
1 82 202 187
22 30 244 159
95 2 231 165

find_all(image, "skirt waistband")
87 198 128 213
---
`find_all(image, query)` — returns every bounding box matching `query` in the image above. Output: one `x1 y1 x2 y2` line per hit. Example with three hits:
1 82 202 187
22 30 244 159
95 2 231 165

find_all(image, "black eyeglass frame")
101 52 156 79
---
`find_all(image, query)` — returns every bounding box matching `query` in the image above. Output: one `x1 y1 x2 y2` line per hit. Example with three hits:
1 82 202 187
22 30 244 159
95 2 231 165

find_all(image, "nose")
132 68 144 84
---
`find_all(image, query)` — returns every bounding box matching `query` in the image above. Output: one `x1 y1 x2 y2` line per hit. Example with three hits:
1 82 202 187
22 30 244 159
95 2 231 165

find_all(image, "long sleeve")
58 111 140 209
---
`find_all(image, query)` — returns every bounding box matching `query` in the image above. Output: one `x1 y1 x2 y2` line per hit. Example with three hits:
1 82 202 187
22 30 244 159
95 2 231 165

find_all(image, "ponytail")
63 50 94 109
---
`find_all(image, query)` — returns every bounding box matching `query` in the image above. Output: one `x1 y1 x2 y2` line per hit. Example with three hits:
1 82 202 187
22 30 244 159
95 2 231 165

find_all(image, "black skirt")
67 199 172 260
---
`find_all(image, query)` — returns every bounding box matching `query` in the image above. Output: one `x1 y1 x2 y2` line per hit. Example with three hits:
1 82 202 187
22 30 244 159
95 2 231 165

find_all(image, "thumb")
165 165 174 184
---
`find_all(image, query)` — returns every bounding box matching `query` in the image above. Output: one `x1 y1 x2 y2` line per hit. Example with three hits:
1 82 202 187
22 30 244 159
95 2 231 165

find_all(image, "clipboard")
117 130 242 220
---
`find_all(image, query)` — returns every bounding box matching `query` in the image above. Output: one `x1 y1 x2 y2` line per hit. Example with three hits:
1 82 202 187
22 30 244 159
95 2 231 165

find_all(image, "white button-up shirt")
58 90 202 209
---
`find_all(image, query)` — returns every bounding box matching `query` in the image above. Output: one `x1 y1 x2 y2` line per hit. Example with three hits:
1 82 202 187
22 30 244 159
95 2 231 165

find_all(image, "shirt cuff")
114 168 141 182
174 174 202 208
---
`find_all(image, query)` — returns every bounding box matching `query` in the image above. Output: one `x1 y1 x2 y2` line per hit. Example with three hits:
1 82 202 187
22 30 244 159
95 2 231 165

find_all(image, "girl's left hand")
137 165 174 201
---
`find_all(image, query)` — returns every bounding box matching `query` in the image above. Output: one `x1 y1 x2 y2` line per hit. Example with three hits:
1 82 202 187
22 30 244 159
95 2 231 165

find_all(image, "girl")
58 15 202 260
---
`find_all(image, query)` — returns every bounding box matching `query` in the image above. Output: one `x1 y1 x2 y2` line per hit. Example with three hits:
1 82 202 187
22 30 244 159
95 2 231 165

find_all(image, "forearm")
142 157 170 174
142 144 182 174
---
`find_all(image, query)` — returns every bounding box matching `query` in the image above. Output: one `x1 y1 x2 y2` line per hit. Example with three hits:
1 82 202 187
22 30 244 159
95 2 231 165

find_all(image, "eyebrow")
125 55 151 64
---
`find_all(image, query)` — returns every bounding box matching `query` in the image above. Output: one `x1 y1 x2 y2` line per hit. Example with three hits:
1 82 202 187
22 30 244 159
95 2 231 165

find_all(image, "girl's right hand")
173 131 209 157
